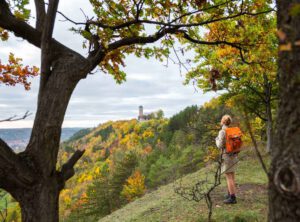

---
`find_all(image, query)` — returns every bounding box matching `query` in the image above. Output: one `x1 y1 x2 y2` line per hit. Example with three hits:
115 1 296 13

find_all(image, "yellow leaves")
203 97 221 109
121 170 146 202
94 166 101 175
120 134 130 146
142 129 154 139
216 46 239 58
77 173 93 183
204 146 220 163
63 195 72 206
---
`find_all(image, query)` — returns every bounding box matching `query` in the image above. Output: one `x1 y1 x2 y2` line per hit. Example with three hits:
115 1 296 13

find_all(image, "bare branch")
243 111 269 176
174 151 224 221
174 149 254 221
0 111 32 123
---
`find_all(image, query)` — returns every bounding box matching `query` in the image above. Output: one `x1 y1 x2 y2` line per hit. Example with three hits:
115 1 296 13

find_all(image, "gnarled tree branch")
0 0 41 48
60 148 85 182
87 27 179 68
0 139 35 191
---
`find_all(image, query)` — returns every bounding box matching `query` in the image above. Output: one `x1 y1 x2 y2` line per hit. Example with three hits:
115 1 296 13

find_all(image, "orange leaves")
121 170 146 201
143 145 153 155
0 53 39 90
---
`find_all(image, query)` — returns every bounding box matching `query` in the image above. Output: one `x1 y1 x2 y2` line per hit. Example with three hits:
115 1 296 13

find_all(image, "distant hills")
0 128 85 152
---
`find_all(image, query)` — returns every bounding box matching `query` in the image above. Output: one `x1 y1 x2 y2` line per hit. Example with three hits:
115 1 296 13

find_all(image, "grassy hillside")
59 100 267 221
99 151 269 222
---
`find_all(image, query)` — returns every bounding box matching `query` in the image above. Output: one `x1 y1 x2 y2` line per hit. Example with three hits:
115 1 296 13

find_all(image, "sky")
0 0 217 128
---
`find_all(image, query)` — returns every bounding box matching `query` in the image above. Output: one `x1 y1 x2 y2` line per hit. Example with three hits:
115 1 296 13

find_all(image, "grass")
99 151 269 222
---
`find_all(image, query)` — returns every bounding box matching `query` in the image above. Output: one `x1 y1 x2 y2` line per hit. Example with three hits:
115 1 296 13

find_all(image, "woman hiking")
216 115 238 204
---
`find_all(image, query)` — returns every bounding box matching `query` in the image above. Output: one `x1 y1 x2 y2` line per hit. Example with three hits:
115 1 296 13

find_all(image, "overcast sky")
0 0 217 128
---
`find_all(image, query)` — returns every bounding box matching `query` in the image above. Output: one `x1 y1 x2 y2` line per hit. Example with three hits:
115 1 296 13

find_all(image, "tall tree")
0 0 273 221
269 0 300 221
185 8 278 152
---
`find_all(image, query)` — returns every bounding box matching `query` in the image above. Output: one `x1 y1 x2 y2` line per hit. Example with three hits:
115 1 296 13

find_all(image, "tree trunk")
269 1 300 221
15 177 60 222
263 74 273 153
265 104 273 153
0 48 90 221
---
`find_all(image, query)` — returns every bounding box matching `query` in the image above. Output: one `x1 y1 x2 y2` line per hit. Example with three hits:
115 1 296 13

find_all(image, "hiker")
216 115 238 204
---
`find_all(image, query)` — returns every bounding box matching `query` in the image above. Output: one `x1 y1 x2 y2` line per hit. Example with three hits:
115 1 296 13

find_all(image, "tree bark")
25 49 90 175
263 74 273 153
14 176 60 222
269 1 300 221
0 47 90 221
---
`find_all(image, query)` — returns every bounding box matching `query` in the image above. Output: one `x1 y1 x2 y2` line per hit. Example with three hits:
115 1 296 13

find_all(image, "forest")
1 96 271 221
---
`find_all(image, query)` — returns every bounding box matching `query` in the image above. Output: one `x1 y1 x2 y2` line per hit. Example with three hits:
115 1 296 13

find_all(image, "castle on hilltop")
138 105 150 122
137 106 164 121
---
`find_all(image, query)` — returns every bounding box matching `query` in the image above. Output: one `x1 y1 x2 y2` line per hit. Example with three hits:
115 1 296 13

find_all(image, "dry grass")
99 154 269 222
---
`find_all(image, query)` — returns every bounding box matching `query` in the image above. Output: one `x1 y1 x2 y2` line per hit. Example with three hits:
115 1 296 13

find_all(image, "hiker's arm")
216 130 225 149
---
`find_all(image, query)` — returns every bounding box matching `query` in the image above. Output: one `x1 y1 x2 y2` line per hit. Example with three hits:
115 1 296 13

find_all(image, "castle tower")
138 105 144 121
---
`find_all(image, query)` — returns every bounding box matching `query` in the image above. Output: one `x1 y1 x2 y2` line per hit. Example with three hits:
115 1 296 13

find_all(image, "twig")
0 111 32 123
174 146 253 221
243 111 269 177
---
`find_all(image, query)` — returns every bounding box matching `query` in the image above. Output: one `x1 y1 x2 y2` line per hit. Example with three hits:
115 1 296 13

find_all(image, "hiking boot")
224 192 230 199
223 195 237 204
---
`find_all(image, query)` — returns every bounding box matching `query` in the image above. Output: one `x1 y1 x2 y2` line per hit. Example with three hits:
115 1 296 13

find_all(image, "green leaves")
8 0 31 21
76 1 258 82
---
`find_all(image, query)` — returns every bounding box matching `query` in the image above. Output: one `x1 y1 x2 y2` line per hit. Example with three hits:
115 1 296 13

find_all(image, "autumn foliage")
0 53 39 90
121 170 146 201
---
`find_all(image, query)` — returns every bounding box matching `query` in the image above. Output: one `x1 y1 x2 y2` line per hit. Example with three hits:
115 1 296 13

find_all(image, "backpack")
225 127 243 154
